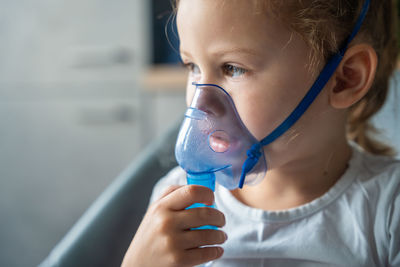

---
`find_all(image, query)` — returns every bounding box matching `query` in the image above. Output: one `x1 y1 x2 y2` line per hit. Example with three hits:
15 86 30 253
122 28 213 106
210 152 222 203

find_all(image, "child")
122 0 400 266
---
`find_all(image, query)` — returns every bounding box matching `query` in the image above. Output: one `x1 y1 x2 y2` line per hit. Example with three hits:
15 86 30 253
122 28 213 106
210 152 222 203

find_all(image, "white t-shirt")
150 145 400 266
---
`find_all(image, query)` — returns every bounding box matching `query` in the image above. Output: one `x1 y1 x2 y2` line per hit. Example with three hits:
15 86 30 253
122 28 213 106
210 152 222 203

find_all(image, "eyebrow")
211 47 259 57
180 47 259 58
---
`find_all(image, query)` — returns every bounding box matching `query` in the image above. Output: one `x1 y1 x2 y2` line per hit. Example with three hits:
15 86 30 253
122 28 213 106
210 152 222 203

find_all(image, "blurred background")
0 1 399 266
0 0 186 266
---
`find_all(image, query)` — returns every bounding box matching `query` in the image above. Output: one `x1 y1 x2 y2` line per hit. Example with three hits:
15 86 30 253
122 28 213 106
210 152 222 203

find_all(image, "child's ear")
329 44 377 109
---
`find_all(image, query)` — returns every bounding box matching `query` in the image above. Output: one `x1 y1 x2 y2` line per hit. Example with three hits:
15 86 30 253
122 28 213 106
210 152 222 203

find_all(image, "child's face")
177 0 325 143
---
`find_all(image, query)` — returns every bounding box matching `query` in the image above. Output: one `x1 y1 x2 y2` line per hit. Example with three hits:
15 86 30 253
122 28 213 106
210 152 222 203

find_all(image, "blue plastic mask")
175 0 370 190
175 84 267 190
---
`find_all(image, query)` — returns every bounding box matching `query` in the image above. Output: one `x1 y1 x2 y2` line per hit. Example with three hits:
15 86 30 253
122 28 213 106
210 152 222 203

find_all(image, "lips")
209 131 230 153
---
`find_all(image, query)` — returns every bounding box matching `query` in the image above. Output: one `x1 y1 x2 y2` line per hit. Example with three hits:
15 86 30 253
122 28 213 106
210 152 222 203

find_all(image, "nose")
192 85 227 118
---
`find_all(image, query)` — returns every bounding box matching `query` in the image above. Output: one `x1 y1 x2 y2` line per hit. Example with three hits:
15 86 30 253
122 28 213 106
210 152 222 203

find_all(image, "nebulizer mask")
174 0 370 226
175 84 267 190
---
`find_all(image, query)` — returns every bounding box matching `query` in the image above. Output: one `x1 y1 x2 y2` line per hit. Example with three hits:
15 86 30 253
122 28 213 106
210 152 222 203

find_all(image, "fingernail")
223 232 228 241
217 247 224 256
221 214 226 226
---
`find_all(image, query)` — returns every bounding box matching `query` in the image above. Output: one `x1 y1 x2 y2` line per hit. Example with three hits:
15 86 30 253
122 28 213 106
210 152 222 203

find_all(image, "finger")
159 185 183 199
163 185 214 211
178 207 226 229
180 229 227 249
183 246 224 266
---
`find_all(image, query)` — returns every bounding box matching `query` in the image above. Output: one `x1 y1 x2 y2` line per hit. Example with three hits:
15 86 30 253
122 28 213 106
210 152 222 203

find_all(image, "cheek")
235 94 284 140
233 78 313 141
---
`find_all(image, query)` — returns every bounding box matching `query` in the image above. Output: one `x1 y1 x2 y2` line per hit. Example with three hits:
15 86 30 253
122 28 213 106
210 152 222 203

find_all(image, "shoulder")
344 144 400 225
349 146 400 264
350 145 400 210
149 166 187 204
361 153 400 177
354 146 400 194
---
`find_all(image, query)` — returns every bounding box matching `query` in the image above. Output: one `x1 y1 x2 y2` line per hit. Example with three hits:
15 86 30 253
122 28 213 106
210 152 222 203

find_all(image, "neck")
232 138 352 211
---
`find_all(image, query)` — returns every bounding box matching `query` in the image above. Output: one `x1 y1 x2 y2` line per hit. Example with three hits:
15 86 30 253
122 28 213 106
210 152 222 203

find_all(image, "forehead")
176 0 292 56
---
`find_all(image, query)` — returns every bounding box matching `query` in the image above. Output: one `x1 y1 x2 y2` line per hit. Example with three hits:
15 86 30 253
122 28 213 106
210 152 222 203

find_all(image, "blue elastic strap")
238 0 371 188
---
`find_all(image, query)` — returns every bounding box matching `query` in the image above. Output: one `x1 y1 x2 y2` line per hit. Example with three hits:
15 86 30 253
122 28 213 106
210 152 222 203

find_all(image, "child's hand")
121 185 227 267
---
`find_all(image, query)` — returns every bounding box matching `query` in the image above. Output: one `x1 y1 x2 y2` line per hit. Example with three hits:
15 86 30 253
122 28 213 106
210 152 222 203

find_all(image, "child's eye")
223 64 247 78
183 62 201 75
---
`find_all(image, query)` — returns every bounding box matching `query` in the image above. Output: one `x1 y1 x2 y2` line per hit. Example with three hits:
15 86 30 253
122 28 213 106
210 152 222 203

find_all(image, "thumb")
163 185 214 211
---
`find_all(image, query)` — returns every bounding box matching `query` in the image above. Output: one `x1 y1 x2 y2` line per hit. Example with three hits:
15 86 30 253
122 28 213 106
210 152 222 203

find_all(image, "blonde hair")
173 0 399 156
